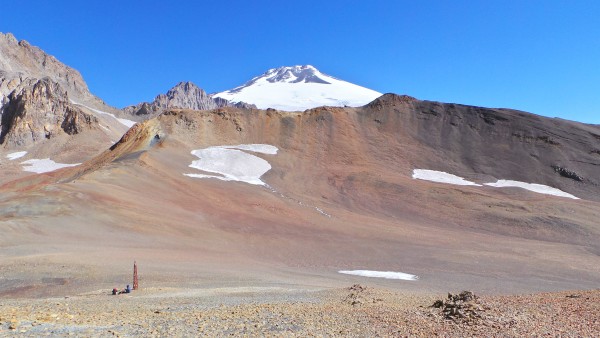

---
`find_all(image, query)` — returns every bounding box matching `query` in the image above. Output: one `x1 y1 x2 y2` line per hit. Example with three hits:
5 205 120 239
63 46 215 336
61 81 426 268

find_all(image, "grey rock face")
124 81 256 117
0 32 116 148
160 81 220 111
0 78 97 146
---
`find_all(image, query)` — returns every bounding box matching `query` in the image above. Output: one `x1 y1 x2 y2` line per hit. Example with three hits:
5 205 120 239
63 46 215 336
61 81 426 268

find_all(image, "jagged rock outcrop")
0 78 97 146
123 81 256 117
0 32 122 151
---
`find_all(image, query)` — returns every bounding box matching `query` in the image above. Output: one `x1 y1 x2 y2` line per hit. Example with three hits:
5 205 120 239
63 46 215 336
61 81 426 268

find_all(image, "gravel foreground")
0 285 598 337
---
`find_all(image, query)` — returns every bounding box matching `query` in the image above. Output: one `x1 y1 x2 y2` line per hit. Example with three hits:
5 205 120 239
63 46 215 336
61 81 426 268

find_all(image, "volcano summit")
213 65 382 111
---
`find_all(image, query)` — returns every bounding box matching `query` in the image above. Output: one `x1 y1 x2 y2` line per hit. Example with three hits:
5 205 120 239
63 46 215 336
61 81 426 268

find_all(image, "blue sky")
2 1 599 123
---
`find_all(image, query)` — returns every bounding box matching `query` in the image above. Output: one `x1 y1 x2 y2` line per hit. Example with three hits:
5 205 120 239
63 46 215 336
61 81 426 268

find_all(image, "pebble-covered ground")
0 285 598 337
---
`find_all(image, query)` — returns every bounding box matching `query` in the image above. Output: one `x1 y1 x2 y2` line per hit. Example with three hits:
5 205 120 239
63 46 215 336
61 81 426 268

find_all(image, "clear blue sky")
2 1 599 123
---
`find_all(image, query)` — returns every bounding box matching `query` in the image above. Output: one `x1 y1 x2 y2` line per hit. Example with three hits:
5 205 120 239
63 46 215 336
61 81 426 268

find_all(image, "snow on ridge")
20 158 80 174
6 151 27 160
484 180 579 200
184 144 278 186
412 169 481 186
339 270 419 281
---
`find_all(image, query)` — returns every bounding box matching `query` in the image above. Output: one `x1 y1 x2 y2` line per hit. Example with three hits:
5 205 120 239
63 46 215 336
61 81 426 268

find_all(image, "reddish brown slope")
0 102 599 298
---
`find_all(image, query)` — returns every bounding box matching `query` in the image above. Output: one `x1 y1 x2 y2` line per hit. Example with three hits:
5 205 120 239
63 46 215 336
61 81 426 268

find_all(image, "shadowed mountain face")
1 96 599 297
364 94 600 201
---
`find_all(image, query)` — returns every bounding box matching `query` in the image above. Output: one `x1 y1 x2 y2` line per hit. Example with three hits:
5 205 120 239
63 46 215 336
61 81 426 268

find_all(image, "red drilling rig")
133 261 138 290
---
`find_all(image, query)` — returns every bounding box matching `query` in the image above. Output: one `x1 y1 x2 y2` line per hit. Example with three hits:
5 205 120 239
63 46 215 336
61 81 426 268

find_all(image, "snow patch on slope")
484 180 579 200
339 270 419 281
6 151 27 160
213 65 381 111
412 169 481 186
21 158 80 174
70 100 137 128
412 169 579 199
184 144 278 186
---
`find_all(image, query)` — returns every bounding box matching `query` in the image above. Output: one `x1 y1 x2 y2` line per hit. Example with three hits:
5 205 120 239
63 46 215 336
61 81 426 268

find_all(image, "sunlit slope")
1 96 599 297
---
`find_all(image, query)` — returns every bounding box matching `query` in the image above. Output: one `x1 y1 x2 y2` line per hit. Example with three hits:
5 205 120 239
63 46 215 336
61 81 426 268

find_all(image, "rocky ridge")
123 81 256 117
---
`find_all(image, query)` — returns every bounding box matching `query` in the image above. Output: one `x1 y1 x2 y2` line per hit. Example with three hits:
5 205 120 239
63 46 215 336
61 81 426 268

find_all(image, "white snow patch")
70 100 137 128
116 117 137 128
20 158 80 174
339 270 419 281
484 180 579 199
6 151 27 160
184 144 278 186
412 169 481 186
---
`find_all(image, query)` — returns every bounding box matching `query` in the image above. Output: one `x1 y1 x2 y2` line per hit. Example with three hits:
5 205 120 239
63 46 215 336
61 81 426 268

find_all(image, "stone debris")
431 291 485 324
0 287 598 336
342 284 383 307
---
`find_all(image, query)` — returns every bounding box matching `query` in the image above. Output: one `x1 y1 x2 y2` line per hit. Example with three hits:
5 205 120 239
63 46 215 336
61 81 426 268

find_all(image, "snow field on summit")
213 65 381 111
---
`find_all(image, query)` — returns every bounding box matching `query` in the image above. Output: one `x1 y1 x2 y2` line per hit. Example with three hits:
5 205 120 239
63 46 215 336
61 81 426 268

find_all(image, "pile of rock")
431 291 485 324
342 284 385 307
343 284 367 306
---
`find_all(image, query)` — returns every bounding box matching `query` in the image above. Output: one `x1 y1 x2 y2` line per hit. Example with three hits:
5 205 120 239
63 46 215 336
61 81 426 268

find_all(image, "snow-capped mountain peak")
213 65 382 111
260 65 331 84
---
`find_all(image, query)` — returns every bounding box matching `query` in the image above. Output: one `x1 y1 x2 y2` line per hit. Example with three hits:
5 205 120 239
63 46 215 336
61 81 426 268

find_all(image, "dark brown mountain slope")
364 94 599 200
